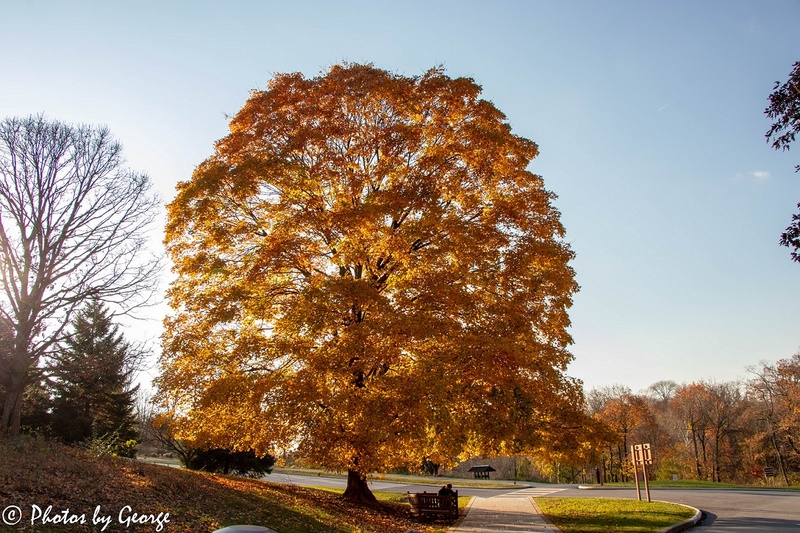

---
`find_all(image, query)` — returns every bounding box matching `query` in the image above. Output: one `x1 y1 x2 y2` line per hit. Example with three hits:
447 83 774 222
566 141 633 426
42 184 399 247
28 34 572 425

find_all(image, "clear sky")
3 0 799 394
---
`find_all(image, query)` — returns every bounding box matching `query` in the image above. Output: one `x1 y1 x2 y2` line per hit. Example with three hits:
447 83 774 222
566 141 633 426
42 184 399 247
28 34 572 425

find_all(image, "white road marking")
494 487 567 498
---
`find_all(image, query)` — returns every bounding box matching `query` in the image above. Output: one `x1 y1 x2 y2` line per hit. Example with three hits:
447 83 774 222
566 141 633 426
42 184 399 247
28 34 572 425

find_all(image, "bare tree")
646 380 679 406
0 115 161 436
586 384 632 415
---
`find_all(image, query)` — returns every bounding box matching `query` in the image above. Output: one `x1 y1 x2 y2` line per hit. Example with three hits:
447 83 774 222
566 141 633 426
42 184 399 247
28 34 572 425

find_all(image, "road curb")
656 502 703 533
530 498 564 532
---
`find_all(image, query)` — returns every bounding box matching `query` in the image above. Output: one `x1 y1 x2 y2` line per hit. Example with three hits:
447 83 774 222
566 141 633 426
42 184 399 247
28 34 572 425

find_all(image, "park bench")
407 490 459 520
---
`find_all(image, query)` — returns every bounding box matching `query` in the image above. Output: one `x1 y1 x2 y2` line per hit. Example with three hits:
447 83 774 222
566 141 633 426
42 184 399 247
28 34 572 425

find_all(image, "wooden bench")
407 491 459 520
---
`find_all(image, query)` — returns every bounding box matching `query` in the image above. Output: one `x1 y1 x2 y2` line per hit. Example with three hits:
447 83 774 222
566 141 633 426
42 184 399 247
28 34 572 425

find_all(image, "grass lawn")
535 497 696 533
0 438 461 533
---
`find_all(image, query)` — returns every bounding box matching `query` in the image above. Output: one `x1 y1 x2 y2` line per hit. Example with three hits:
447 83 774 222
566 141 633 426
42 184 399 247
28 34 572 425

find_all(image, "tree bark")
1 381 23 436
690 429 703 479
1 347 29 437
770 430 791 486
342 469 377 503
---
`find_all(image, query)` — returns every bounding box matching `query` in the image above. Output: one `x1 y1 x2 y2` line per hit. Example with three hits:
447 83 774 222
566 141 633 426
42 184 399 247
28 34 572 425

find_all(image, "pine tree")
50 300 140 447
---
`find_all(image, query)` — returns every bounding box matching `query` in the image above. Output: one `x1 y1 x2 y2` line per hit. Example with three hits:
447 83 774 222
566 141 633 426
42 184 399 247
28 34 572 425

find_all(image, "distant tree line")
584 352 800 486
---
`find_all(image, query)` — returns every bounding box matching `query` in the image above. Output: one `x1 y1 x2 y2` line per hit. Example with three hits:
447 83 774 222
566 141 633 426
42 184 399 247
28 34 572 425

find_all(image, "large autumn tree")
158 63 584 502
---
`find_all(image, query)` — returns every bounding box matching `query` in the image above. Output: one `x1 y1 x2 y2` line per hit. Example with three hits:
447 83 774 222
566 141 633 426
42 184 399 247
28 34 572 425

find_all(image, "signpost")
631 443 653 502
764 466 775 485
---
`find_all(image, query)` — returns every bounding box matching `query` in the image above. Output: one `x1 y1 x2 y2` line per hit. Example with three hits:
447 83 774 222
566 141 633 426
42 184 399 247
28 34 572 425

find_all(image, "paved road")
266 474 800 531
562 486 800 532
265 472 551 498
684 489 800 531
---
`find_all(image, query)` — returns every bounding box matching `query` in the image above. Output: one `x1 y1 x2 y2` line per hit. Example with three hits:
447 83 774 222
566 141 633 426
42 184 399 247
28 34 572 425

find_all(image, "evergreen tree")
19 374 54 434
50 300 140 447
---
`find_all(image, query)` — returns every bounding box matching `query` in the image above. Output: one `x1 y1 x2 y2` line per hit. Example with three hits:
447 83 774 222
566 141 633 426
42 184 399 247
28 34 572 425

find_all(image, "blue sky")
3 0 799 393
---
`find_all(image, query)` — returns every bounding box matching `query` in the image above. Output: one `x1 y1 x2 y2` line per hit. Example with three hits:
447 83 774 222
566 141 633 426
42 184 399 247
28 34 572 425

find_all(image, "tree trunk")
699 434 708 480
342 469 377 503
1 379 24 437
2 330 35 437
770 430 791 486
690 429 703 479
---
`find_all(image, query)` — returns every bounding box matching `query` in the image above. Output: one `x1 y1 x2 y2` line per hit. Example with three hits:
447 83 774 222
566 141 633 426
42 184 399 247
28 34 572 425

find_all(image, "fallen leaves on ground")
0 438 451 532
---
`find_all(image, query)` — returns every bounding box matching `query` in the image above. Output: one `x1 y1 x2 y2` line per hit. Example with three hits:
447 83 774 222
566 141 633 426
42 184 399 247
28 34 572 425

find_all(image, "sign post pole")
631 443 653 503
631 445 642 501
642 443 652 503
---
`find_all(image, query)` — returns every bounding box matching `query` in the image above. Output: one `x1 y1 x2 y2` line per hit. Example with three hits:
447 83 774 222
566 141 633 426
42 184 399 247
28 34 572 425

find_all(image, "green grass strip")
535 497 695 533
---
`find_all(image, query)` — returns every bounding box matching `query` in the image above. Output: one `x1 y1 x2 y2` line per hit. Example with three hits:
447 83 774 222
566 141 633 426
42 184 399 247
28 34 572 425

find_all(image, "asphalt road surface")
266 472 536 497
266 473 800 531
587 487 800 532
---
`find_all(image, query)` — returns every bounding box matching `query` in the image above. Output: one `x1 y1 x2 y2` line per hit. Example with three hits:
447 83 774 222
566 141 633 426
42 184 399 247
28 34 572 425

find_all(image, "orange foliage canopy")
158 64 584 478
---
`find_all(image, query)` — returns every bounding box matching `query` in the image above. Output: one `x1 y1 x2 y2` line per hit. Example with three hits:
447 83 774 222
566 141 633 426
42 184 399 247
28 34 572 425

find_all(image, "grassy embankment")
1 438 463 533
